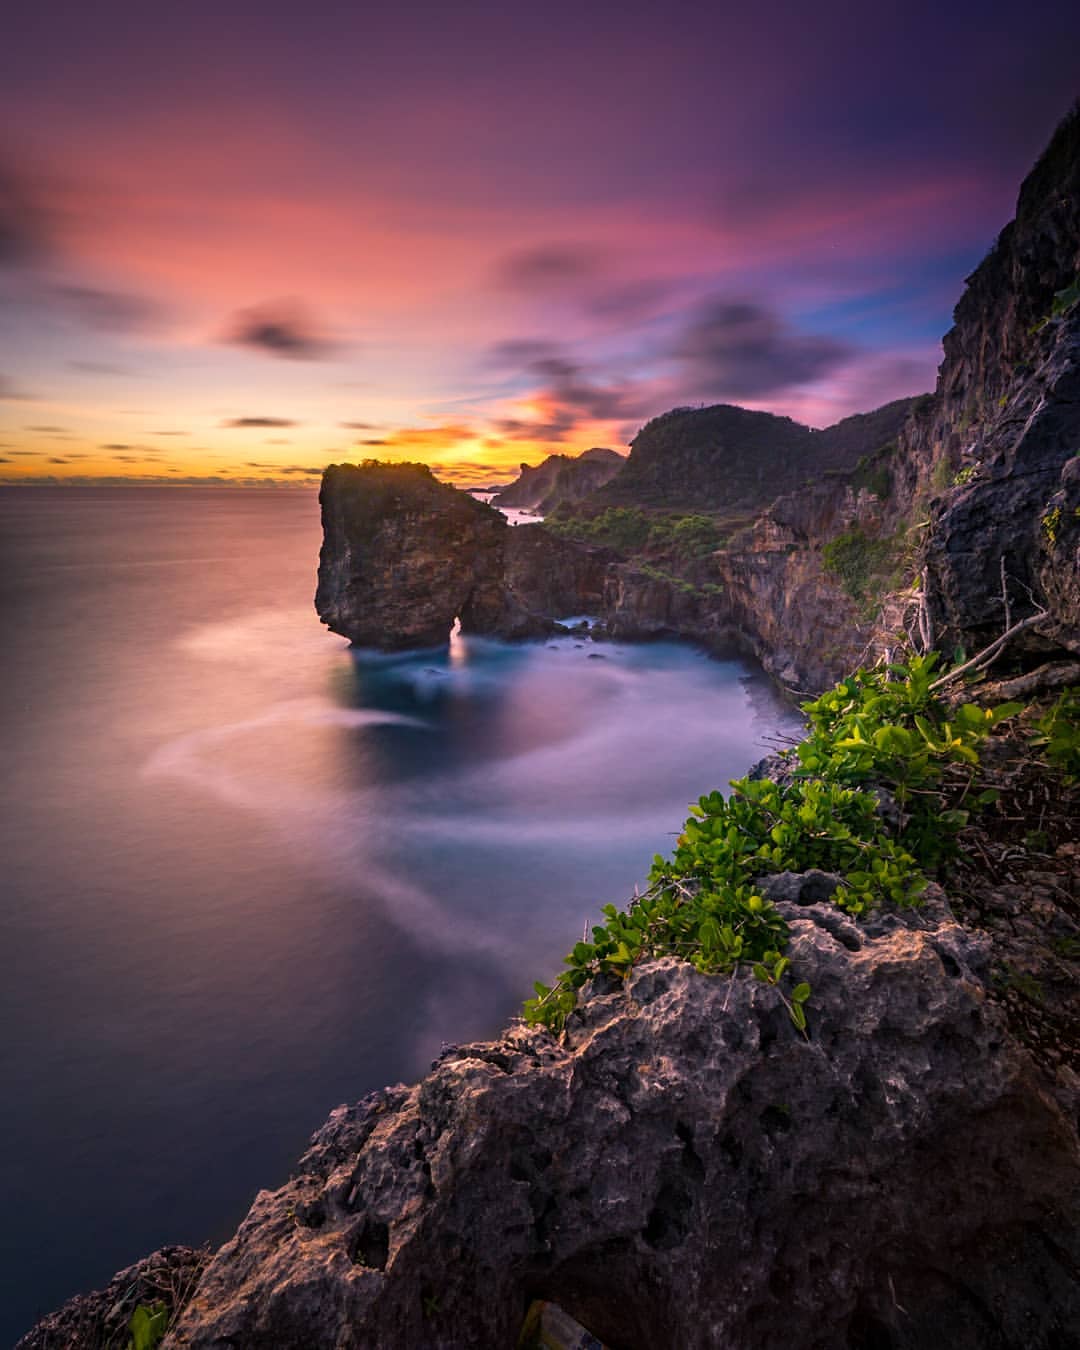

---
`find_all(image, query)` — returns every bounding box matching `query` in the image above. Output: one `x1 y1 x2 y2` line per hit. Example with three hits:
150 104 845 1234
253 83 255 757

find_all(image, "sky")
1 0 1078 487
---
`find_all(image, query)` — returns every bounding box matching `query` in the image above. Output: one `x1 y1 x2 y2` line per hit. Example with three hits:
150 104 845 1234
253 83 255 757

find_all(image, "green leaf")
791 982 811 1003
129 1303 169 1350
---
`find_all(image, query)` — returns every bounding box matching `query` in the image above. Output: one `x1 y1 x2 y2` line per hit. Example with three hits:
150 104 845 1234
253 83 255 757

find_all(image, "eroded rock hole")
347 1217 390 1270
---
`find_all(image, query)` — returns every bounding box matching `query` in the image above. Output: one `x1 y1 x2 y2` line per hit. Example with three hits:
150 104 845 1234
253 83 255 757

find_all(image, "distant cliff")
587 398 916 517
492 447 624 512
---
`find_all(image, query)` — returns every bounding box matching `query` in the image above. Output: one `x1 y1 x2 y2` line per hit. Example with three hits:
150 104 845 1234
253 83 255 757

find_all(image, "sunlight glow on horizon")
2 2 1076 487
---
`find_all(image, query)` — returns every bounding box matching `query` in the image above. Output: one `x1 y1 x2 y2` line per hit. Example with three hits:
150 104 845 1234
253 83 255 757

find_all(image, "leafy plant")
524 654 1025 1035
1041 506 1063 547
798 654 1021 866
820 528 903 608
1032 687 1080 782
128 1303 169 1350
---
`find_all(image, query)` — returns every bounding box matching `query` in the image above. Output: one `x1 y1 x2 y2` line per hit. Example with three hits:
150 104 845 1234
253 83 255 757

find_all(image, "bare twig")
929 609 1049 692
1000 555 1011 631
918 569 934 653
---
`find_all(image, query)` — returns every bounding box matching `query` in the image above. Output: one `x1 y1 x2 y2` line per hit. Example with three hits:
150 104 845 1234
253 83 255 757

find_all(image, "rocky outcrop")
890 104 1080 519
493 447 624 512
315 462 509 647
315 462 616 646
164 893 1079 1350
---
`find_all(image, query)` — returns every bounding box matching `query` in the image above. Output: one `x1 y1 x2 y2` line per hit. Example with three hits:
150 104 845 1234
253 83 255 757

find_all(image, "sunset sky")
2 1 1078 486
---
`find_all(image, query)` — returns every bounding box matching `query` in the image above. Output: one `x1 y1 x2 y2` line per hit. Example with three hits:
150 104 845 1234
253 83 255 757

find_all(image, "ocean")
0 486 799 1342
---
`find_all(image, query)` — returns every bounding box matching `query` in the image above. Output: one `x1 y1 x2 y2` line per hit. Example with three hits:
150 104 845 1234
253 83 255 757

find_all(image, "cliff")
493 447 624 512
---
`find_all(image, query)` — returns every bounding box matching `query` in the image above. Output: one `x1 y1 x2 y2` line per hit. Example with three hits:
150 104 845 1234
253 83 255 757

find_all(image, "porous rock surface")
165 892 1080 1350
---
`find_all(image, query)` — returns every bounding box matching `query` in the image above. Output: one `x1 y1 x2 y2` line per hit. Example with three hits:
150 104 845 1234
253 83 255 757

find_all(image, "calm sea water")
0 487 799 1342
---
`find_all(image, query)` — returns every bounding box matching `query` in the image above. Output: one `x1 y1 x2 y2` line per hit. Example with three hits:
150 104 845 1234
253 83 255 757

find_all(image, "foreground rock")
165 894 1079 1350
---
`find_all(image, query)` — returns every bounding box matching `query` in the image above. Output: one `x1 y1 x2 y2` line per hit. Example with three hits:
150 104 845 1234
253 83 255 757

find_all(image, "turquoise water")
0 487 799 1341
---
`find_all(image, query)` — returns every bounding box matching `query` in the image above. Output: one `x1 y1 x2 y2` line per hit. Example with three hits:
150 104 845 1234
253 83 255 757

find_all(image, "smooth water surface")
0 487 799 1341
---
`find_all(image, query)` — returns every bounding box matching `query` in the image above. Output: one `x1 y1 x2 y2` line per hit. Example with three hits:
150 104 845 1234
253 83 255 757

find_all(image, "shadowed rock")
164 895 1079 1349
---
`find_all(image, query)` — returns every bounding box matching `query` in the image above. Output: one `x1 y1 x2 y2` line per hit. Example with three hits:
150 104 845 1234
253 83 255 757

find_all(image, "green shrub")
544 506 652 552
1033 687 1080 782
129 1304 169 1350
820 528 898 607
851 447 892 499
546 508 724 561
797 654 1021 867
523 653 1025 1034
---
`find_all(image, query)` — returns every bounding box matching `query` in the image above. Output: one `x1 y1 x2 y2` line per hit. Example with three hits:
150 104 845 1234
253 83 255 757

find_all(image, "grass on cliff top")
524 654 1033 1033
543 505 730 560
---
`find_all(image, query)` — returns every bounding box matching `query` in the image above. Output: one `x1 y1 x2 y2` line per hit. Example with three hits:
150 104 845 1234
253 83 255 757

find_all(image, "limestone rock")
166 903 1079 1350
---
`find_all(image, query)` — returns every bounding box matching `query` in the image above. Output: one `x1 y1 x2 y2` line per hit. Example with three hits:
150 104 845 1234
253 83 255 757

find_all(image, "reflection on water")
0 487 800 1342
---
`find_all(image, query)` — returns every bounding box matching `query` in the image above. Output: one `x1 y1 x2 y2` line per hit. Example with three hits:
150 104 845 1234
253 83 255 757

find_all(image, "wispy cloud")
498 242 605 289
221 416 297 428
672 298 853 399
52 284 163 332
223 300 336 360
0 374 34 401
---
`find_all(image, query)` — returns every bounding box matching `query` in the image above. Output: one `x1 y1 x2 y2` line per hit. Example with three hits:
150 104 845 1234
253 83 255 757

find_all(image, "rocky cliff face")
492 447 624 512
887 103 1080 660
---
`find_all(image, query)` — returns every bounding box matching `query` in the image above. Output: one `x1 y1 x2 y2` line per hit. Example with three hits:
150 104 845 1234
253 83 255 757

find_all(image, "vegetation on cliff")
523 655 1076 1033
544 505 725 560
